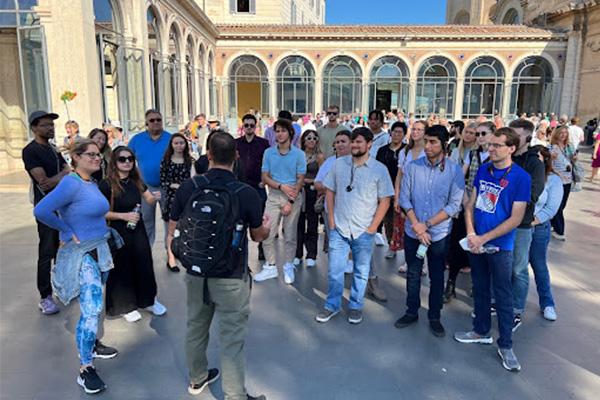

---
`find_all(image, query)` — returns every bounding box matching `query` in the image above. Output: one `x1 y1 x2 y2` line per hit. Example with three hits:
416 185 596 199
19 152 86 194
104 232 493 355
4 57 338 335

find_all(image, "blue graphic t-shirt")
473 162 531 251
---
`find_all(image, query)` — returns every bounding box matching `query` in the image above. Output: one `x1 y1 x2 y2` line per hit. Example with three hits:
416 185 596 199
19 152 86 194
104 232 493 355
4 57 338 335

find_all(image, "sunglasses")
327 112 338 116
244 123 256 128
305 136 318 141
476 132 488 137
148 118 162 123
117 156 135 163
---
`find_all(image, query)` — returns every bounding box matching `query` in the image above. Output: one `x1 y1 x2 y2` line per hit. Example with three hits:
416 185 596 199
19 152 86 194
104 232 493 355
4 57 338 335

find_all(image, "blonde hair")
550 125 569 146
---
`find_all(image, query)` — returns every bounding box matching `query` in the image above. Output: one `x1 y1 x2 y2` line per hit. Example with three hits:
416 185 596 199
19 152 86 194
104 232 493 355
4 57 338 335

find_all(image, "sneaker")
253 264 278 282
512 314 522 332
144 300 167 316
188 368 220 395
123 310 142 323
394 314 418 329
497 348 521 372
38 295 59 315
397 264 407 274
366 277 387 302
305 258 316 268
283 263 295 284
293 257 302 266
93 340 118 359
344 260 354 274
551 231 566 241
491 304 497 316
348 309 363 324
543 306 557 321
453 330 493 344
247 395 267 400
315 308 339 323
374 233 386 246
429 320 445 337
77 366 106 394
385 250 396 259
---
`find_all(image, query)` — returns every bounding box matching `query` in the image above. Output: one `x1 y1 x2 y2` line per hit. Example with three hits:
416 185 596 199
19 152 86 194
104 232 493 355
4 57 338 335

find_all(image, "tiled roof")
217 24 565 41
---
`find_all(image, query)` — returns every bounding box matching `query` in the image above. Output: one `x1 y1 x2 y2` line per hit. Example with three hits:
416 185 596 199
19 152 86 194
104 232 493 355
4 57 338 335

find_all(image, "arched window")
463 57 505 118
322 56 362 114
510 57 554 116
228 55 269 118
416 56 457 118
502 8 520 25
163 24 182 127
197 44 206 114
454 10 470 25
147 7 162 112
276 56 315 115
369 56 409 113
185 37 195 121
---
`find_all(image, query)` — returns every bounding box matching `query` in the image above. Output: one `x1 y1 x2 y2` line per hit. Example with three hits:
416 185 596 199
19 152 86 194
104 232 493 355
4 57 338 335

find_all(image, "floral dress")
159 159 191 221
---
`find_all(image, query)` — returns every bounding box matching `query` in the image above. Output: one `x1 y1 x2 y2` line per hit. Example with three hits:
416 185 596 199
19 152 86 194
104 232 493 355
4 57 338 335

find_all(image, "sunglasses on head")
244 123 256 128
148 118 162 123
117 156 135 163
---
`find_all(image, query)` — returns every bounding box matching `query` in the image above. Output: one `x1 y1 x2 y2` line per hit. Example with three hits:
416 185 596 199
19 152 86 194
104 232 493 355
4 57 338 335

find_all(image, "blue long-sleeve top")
34 173 110 242
400 156 465 242
534 173 564 224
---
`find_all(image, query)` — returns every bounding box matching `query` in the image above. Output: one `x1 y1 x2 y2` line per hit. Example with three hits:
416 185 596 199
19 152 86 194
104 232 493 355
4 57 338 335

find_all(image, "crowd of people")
21 104 598 398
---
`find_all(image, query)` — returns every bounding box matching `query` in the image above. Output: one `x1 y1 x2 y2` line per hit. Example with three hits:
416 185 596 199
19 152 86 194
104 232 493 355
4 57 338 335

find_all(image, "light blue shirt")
400 156 465 241
128 130 171 187
261 145 306 185
534 173 564 224
324 156 394 239
369 130 391 158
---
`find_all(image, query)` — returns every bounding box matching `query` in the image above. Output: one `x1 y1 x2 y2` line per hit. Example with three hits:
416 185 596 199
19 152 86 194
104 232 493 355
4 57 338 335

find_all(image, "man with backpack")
168 132 271 400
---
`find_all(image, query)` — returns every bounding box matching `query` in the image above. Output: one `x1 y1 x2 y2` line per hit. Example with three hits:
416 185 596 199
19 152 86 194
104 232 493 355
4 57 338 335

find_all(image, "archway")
276 56 315 115
510 57 554 116
228 55 269 119
322 56 362 114
463 56 505 118
147 6 162 113
416 56 457 118
369 56 409 113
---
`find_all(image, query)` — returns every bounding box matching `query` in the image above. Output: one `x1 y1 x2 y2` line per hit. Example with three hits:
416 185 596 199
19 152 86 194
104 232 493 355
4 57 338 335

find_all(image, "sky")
326 0 448 25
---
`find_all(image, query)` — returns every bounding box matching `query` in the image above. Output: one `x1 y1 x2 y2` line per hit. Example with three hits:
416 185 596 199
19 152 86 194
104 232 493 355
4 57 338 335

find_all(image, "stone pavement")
1 151 600 400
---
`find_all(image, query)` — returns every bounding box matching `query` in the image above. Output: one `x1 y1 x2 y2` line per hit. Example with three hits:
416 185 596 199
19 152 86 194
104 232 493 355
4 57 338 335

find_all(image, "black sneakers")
188 368 220 395
394 314 418 329
247 395 267 400
429 320 445 337
77 366 106 394
512 314 522 332
92 340 118 359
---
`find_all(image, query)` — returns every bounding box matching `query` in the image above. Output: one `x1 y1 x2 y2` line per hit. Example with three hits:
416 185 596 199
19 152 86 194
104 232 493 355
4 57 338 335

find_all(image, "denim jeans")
470 251 514 349
404 234 449 320
325 229 374 312
551 183 571 236
529 221 555 310
512 227 534 315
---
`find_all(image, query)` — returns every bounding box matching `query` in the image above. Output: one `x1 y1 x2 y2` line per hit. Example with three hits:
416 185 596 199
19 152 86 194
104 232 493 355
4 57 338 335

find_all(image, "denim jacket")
52 229 123 305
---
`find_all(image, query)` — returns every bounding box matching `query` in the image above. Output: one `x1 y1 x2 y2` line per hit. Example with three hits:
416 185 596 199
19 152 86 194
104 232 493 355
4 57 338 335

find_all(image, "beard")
352 149 367 158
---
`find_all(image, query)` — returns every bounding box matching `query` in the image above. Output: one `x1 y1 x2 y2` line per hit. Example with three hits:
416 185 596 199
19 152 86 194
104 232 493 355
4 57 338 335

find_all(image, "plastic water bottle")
126 204 141 230
482 245 500 254
231 222 244 248
416 243 429 259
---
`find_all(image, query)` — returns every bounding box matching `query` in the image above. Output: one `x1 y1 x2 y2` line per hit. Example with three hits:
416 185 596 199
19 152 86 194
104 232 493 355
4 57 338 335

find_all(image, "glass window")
510 57 554 117
322 56 362 114
229 55 269 118
197 45 205 114
415 56 456 119
463 56 504 118
502 8 520 25
276 56 315 115
0 0 39 27
369 56 409 113
147 7 162 112
185 39 195 121
18 26 50 118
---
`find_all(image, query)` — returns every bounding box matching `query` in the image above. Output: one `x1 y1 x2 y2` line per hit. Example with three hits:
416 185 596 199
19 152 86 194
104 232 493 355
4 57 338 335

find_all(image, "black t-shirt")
98 178 147 232
170 168 263 277
22 140 68 204
194 156 246 182
376 143 404 181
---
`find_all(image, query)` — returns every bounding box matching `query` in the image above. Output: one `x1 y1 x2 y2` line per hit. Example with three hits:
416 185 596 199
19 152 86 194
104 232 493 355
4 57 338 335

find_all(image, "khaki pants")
185 275 251 400
262 189 303 266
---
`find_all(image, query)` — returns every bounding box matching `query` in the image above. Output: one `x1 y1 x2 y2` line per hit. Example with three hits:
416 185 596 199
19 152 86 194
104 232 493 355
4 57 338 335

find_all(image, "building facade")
1 0 598 172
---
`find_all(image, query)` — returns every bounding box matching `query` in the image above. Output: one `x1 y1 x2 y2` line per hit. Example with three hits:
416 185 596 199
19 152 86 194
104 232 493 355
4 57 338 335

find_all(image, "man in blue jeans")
315 127 394 325
454 127 531 372
394 125 464 337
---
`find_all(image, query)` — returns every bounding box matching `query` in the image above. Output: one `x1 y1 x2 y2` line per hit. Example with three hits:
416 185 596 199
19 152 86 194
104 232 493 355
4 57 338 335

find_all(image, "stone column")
314 76 323 115
180 60 189 125
269 77 277 117
501 78 513 119
454 77 465 120
408 78 417 116
560 31 582 117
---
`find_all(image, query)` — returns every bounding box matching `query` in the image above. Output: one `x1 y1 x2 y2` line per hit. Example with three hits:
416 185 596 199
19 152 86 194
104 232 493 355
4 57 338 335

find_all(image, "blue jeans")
404 234 449 320
529 221 555 309
470 251 514 349
511 227 533 315
76 254 104 365
325 229 374 312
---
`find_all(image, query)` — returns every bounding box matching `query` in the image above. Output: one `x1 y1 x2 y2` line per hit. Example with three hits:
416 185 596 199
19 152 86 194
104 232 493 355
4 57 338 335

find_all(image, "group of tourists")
22 103 594 398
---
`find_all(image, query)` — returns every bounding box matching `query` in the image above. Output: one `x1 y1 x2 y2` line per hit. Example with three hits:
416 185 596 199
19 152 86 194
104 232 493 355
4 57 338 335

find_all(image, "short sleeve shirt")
261 146 306 185
317 124 349 158
22 140 68 205
128 130 171 187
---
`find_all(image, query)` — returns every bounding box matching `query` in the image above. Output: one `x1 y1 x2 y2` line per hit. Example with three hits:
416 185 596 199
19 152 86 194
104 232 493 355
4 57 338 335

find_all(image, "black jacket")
513 147 545 228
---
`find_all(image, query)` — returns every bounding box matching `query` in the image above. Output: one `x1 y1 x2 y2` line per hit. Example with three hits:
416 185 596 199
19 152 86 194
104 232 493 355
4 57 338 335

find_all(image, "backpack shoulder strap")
191 175 210 190
225 180 248 195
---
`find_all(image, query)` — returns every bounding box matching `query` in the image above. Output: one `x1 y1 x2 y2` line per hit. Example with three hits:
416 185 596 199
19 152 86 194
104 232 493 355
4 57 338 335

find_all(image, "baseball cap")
278 110 293 121
29 111 59 126
207 115 219 123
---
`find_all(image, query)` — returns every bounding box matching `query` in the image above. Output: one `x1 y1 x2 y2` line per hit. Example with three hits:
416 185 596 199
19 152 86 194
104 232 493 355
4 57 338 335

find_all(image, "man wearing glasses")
236 114 270 260
128 109 171 246
317 105 349 158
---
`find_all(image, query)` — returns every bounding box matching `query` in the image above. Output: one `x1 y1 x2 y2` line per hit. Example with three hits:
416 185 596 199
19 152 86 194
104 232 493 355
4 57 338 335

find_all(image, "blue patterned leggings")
76 254 104 365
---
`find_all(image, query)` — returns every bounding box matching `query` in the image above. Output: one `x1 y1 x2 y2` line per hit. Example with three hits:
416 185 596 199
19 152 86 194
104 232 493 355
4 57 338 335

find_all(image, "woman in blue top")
529 147 563 321
34 139 118 395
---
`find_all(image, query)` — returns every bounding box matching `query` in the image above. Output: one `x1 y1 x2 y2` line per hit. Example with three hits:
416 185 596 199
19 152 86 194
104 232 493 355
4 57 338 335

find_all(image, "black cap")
29 111 59 126
277 110 293 121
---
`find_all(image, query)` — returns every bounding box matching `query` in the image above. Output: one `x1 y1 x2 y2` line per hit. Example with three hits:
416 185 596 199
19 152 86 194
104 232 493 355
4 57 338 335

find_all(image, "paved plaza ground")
1 149 600 400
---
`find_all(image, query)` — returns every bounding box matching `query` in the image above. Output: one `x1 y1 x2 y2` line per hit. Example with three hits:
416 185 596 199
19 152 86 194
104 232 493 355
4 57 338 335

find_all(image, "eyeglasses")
475 131 488 137
488 143 508 149
82 152 101 159
148 118 162 123
243 123 256 128
305 136 318 141
327 112 338 116
117 156 135 163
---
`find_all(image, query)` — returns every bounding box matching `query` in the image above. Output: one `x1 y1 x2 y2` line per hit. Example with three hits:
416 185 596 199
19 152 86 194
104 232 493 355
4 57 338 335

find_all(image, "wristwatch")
288 199 295 204
425 220 432 229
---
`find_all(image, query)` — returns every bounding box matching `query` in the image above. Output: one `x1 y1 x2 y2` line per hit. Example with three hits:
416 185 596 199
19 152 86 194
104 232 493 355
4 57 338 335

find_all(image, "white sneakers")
374 233 387 246
145 300 167 316
283 263 296 284
543 306 557 321
254 264 278 282
293 257 302 266
305 258 316 268
385 250 396 259
123 310 142 323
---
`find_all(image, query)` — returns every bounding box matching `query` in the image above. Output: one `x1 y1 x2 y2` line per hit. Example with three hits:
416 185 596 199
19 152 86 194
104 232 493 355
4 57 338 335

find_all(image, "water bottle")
231 222 244 248
416 243 429 259
482 245 500 254
126 204 141 230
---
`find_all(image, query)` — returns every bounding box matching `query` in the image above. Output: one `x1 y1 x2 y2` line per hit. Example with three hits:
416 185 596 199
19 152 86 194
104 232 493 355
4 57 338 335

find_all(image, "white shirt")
568 125 584 150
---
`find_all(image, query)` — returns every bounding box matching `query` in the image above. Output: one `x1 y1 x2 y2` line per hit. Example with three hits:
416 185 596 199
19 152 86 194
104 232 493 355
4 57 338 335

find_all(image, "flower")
60 90 77 102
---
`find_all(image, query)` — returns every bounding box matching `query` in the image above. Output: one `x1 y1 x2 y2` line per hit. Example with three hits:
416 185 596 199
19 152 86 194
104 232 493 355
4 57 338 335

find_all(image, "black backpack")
171 175 247 279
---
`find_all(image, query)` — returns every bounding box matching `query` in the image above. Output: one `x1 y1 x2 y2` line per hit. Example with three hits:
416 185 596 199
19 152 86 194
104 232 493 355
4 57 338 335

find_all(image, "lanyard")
488 164 512 188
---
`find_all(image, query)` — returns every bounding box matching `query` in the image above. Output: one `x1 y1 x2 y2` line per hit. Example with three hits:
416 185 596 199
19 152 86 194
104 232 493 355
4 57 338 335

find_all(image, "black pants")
296 187 319 259
551 183 571 236
36 220 59 299
447 211 469 284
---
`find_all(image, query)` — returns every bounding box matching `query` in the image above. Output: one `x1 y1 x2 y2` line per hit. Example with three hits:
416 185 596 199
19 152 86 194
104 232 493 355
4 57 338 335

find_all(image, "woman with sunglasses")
34 139 118 394
99 146 165 323
294 129 325 268
160 133 192 272
88 128 111 182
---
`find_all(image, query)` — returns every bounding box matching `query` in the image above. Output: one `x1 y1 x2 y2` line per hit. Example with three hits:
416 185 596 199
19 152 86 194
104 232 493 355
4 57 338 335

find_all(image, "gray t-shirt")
318 124 350 159
324 155 395 239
